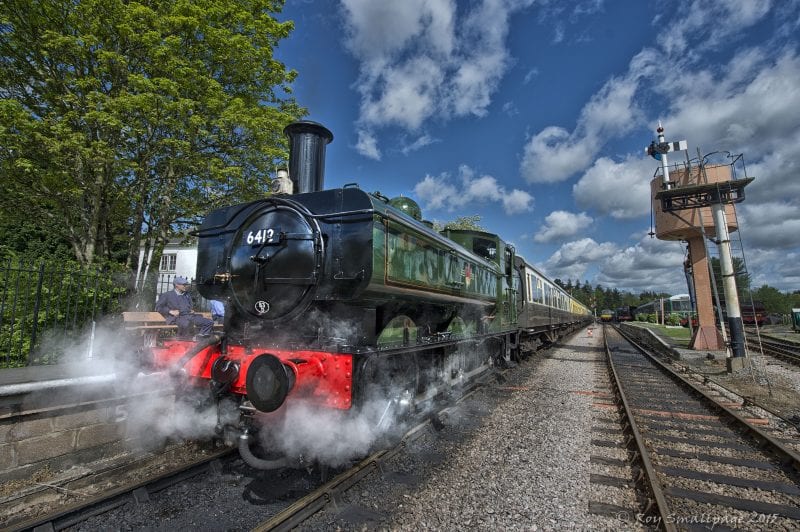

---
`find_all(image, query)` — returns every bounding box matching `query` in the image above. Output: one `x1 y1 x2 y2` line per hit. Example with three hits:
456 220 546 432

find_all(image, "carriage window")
527 274 533 302
534 278 543 303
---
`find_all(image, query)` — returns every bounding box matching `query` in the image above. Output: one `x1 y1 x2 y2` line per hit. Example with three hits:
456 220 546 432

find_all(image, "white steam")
32 314 493 468
263 400 392 467
33 320 224 449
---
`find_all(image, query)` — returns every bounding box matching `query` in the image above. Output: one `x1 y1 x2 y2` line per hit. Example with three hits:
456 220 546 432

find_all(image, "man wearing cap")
155 276 214 338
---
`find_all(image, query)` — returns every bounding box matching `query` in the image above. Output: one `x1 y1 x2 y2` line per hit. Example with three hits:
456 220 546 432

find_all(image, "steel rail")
251 384 484 532
751 337 800 366
8 330 568 532
614 325 800 471
651 340 800 432
7 447 235 532
602 324 676 532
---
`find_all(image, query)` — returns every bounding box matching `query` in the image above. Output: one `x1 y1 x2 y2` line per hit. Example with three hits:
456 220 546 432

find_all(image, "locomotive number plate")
244 227 280 246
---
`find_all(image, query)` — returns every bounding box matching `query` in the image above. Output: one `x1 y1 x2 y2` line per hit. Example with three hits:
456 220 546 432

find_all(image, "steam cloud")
33 315 491 469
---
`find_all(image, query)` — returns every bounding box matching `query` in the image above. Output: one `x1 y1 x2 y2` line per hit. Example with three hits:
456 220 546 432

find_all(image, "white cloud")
746 250 800 292
520 126 595 184
414 165 533 215
341 0 455 63
594 234 688 293
657 0 771 58
341 0 538 155
515 1 799 291
413 174 458 211
738 202 800 250
534 211 593 243
522 68 539 85
503 189 535 215
400 134 440 155
538 232 691 293
663 50 800 156
520 0 781 185
355 129 381 160
502 101 519 116
360 56 443 131
573 156 654 219
542 238 618 280
520 75 642 183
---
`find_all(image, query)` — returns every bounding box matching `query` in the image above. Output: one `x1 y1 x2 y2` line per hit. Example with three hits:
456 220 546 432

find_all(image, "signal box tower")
647 124 753 365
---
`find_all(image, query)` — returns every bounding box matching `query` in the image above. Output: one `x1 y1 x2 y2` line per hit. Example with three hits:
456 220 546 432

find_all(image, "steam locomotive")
148 121 591 468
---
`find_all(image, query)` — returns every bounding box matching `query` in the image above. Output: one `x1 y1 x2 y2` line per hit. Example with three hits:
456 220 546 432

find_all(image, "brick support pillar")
688 236 724 350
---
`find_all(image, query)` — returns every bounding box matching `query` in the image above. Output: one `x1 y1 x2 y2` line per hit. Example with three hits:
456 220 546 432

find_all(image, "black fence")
0 258 224 368
0 259 126 367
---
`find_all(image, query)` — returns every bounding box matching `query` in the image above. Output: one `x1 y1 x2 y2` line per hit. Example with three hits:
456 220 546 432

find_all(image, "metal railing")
0 258 125 367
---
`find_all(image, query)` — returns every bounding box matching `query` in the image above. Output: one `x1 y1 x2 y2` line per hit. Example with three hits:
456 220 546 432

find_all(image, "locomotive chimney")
283 121 334 194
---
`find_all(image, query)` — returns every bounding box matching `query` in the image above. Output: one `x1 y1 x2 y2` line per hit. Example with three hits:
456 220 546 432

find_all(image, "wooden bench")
123 311 220 346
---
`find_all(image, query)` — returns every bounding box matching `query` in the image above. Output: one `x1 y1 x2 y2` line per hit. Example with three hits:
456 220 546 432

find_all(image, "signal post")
646 124 754 371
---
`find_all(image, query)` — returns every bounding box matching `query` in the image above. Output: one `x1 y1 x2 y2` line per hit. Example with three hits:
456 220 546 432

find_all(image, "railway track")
747 335 800 367
7 446 235 531
6 364 496 532
603 324 800 530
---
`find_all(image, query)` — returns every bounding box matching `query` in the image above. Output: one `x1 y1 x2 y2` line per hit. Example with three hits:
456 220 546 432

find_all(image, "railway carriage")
635 294 692 322
514 257 591 341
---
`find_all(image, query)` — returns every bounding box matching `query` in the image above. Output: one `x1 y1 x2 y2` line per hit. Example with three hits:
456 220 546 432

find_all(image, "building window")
160 253 177 272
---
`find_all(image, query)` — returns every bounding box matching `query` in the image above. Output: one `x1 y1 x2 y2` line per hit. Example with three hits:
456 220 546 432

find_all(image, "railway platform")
616 322 727 364
0 361 118 395
0 357 165 494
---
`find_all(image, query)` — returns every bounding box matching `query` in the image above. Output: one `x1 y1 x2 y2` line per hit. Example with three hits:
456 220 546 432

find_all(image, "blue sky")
274 0 800 294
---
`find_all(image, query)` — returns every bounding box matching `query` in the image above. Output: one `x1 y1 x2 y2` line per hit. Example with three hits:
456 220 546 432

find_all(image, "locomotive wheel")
443 347 466 395
377 314 416 346
357 352 419 434
446 316 467 337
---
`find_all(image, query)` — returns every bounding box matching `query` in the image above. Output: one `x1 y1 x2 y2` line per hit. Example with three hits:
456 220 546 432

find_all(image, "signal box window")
160 253 177 272
472 238 497 261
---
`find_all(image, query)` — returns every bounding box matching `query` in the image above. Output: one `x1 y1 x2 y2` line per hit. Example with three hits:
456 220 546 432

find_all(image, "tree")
751 285 789 314
709 257 751 296
434 215 486 232
594 285 607 310
0 0 305 269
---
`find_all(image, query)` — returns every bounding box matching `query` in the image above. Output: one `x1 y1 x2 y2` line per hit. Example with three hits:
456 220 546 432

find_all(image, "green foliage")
0 255 126 366
710 257 751 294
751 284 793 314
0 0 305 267
442 215 486 231
665 313 682 326
0 213 74 262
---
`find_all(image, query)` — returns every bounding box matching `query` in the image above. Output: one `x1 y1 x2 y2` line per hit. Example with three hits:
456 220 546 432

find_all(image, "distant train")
719 300 766 326
599 309 614 322
740 302 766 326
614 306 635 322
147 121 592 469
635 294 693 322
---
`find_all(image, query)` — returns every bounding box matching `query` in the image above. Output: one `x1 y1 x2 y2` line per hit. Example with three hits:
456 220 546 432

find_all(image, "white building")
135 239 198 295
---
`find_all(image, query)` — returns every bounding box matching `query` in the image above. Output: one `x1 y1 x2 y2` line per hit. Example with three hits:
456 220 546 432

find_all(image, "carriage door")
504 246 517 325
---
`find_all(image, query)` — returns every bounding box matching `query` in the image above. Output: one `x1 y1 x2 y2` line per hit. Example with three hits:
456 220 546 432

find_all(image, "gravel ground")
638 323 800 419
299 327 645 531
